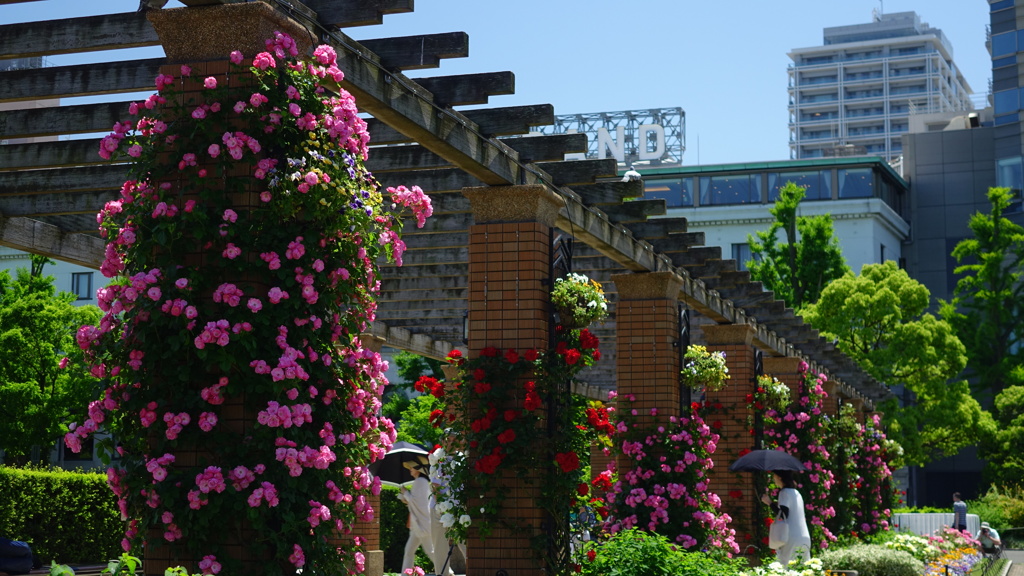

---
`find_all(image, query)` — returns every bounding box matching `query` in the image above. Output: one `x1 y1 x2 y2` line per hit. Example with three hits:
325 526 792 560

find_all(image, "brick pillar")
141 6 315 576
702 324 758 549
462 184 562 576
822 380 842 416
610 272 684 480
762 356 803 399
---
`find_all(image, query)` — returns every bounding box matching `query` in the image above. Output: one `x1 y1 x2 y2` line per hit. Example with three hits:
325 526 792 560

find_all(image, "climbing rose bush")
68 31 430 575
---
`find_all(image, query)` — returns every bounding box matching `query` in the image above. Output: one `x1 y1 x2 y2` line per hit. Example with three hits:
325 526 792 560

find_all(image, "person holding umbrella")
397 458 434 572
760 470 811 566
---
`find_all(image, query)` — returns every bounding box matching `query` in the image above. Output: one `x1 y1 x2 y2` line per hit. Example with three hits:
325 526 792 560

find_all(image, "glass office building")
789 11 974 161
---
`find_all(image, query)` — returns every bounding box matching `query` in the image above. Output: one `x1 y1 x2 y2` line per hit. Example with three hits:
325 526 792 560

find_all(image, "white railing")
890 513 980 537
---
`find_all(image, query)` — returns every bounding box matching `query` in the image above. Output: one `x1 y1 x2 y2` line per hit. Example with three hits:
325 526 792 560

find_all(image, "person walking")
952 492 968 532
397 460 434 572
761 470 812 566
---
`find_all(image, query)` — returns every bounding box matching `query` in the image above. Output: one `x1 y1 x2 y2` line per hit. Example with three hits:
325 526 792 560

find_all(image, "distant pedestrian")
397 460 434 572
761 470 812 566
952 492 968 532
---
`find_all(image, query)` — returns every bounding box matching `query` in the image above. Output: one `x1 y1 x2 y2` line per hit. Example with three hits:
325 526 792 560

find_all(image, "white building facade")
789 11 974 161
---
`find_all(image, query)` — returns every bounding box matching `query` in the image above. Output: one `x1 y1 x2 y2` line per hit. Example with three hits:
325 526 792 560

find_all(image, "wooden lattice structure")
1 1 894 574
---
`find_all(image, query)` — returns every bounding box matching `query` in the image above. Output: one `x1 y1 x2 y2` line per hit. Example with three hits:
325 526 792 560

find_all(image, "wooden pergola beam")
0 58 163 103
0 12 158 59
415 72 515 107
0 215 104 269
0 101 129 140
303 0 414 28
359 32 469 71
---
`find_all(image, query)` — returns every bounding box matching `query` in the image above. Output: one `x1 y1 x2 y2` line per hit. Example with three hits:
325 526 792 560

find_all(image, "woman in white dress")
761 470 812 566
397 461 434 572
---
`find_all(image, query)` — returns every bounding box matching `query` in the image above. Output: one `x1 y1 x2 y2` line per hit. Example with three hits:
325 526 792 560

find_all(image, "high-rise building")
789 11 974 161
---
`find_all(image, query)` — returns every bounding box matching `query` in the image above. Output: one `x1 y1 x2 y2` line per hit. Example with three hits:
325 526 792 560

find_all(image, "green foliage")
579 528 744 576
802 261 989 466
396 394 445 447
393 350 444 389
747 182 849 310
981 385 1024 486
0 262 101 464
0 466 122 564
378 486 410 573
967 484 1024 532
940 187 1024 399
818 543 924 576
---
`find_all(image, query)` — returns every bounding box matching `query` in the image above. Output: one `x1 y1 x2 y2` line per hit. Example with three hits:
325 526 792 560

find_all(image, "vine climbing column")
462 184 562 576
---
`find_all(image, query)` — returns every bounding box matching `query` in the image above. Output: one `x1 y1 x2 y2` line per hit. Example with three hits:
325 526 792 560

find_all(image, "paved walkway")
1002 549 1024 576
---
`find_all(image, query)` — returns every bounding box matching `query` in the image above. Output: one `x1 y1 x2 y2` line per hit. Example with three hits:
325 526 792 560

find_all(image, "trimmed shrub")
0 466 121 564
580 528 744 576
819 543 923 576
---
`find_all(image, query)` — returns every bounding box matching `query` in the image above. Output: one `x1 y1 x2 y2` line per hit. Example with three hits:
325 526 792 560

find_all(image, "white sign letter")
597 127 625 162
638 123 666 161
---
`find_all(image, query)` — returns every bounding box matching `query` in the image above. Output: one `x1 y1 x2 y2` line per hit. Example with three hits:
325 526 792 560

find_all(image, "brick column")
702 324 758 549
762 356 803 399
462 184 562 576
611 272 685 424
822 380 842 416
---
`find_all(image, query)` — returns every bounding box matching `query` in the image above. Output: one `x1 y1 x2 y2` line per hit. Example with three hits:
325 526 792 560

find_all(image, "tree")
940 187 1024 399
802 261 993 466
381 350 446 446
0 256 101 464
984 383 1024 486
747 182 849 311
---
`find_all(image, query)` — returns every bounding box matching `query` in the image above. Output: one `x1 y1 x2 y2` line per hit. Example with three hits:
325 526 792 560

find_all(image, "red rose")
745 393 754 403
446 349 463 365
429 379 445 399
728 490 743 499
576 483 589 497
555 341 568 355
497 429 516 444
480 347 499 357
414 375 435 393
474 453 503 474
524 349 538 362
579 330 599 350
504 349 519 364
473 368 486 381
504 409 518 422
712 420 722 429
524 391 542 411
470 417 492 433
738 448 751 457
429 409 445 427
524 381 536 392
565 349 581 365
592 350 601 361
554 451 580 473
586 550 596 562
473 381 492 394
691 402 700 411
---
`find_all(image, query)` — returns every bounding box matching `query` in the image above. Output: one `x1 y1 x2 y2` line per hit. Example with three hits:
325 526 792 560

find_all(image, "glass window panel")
731 243 753 271
838 168 873 198
700 175 759 205
72 272 93 301
997 157 1023 192
644 178 693 208
994 55 1017 69
995 89 1020 116
768 171 831 201
993 31 1016 58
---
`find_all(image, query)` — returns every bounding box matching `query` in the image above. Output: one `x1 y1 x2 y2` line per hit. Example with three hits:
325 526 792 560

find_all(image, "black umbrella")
729 449 805 472
368 441 430 487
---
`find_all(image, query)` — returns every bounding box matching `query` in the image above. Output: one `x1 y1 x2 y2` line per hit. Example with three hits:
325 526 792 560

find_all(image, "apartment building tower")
789 11 974 161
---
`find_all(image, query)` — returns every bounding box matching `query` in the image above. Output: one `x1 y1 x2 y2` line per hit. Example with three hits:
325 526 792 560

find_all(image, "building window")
643 178 692 207
699 174 761 206
992 31 1017 58
72 272 93 300
838 168 873 198
768 170 832 201
732 243 753 271
997 157 1023 213
880 243 886 264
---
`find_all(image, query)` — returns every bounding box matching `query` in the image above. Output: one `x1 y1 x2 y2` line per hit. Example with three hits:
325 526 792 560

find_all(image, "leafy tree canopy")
940 187 1024 399
0 256 101 464
803 261 993 466
747 182 849 311
382 350 445 448
984 384 1024 486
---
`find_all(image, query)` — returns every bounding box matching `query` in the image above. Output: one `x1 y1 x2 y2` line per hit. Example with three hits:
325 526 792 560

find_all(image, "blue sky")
2 0 993 166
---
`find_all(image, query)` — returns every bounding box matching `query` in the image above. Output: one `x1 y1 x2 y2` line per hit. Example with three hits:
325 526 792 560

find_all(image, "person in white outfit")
398 460 434 572
761 470 812 566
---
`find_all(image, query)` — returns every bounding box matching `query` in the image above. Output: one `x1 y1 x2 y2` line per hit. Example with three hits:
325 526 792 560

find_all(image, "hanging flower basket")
551 273 608 329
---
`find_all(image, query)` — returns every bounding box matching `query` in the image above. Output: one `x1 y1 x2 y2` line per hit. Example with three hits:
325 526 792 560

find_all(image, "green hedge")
380 485 410 572
0 466 122 564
